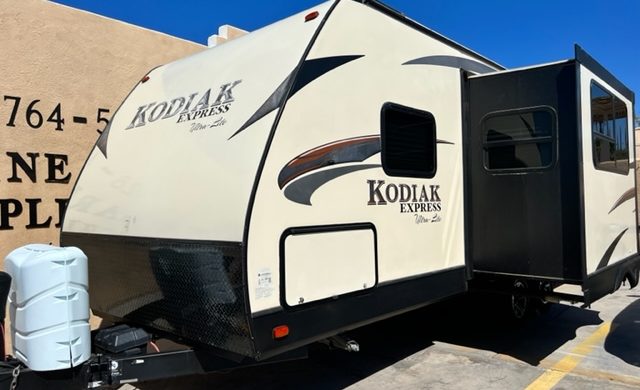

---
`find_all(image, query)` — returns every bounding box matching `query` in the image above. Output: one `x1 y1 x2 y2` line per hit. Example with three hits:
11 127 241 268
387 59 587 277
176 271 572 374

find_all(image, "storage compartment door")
283 225 376 307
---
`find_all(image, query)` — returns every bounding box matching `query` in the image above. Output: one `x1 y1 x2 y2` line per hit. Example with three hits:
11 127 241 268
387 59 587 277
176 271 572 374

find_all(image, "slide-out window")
482 107 557 172
591 82 629 175
381 102 436 178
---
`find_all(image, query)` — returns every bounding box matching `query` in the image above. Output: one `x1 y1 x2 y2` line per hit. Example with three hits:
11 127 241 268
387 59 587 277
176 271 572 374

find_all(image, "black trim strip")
242 0 343 360
403 55 495 74
252 265 467 360
575 45 635 104
596 228 629 270
461 70 474 280
229 55 364 140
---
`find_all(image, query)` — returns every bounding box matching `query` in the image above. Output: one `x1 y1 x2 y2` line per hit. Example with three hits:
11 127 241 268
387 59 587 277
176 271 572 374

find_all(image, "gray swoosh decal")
229 55 364 140
596 228 629 270
278 135 380 189
609 188 636 214
403 55 495 74
284 164 380 206
96 123 111 157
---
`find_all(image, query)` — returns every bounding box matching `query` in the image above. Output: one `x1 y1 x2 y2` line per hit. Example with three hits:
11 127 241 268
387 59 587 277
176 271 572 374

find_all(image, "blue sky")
53 0 639 115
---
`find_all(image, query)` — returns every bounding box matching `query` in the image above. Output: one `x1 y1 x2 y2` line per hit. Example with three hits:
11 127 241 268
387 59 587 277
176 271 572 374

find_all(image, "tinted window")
483 108 556 171
381 103 436 178
591 82 629 174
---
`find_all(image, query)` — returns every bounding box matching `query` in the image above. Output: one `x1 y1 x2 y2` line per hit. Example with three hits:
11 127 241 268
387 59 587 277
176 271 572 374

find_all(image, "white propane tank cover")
5 244 90 371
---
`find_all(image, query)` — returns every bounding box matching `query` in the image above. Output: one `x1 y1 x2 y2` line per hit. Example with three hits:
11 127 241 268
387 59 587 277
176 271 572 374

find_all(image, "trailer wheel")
510 280 530 320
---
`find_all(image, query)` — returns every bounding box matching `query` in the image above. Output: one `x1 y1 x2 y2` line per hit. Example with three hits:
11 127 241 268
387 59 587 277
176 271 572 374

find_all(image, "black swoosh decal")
228 71 296 140
596 228 629 270
229 55 364 140
403 55 495 74
609 188 636 214
284 164 381 206
289 55 364 95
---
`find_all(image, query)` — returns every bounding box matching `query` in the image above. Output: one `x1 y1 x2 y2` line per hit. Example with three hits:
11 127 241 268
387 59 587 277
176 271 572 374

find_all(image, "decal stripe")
96 123 111 157
278 136 455 189
229 55 364 140
596 228 629 270
228 71 296 140
289 55 364 95
284 164 381 206
278 135 380 189
403 55 495 74
608 188 636 214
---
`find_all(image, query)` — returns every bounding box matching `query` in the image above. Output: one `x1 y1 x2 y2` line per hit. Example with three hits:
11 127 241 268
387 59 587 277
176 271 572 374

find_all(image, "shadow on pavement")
135 293 602 389
604 296 640 366
420 293 602 365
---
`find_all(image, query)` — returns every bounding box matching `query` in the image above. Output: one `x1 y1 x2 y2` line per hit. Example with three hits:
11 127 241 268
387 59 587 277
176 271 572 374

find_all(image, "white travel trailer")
30 0 636 382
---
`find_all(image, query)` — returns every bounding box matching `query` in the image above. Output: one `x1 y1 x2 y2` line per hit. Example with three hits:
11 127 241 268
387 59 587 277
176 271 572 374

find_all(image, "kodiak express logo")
125 80 242 129
367 180 442 224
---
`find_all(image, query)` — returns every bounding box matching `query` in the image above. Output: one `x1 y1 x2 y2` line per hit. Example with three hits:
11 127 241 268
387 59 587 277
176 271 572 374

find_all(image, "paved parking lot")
125 285 640 390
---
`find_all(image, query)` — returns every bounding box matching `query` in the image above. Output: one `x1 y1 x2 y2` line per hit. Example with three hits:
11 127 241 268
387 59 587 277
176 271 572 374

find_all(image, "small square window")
381 103 436 178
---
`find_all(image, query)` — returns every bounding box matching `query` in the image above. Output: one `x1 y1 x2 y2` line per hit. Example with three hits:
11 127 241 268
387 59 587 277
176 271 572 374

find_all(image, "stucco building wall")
0 0 204 261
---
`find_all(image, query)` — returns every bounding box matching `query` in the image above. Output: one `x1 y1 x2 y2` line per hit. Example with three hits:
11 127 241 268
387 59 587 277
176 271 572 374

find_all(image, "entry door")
466 61 582 281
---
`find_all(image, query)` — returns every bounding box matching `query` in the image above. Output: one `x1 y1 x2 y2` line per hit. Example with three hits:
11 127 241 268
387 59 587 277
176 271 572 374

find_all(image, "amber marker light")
305 11 319 22
272 325 290 339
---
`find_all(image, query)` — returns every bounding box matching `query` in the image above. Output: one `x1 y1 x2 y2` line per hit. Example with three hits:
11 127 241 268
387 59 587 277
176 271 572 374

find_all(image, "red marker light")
141 75 150 83
272 325 289 339
305 11 319 22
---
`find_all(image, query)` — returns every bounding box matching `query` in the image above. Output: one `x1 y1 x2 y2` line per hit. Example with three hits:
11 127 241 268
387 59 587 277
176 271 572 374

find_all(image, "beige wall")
636 127 640 163
0 0 204 261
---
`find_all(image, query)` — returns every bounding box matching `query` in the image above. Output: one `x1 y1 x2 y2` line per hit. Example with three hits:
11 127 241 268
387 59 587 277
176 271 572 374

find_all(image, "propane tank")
5 244 90 371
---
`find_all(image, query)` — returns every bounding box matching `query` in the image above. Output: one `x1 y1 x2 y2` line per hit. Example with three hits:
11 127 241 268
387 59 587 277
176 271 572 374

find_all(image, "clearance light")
272 325 289 339
305 11 319 22
141 75 150 83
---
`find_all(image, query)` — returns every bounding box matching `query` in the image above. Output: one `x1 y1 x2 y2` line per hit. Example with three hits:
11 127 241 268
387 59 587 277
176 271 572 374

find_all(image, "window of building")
591 82 629 175
381 103 436 178
482 107 556 171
